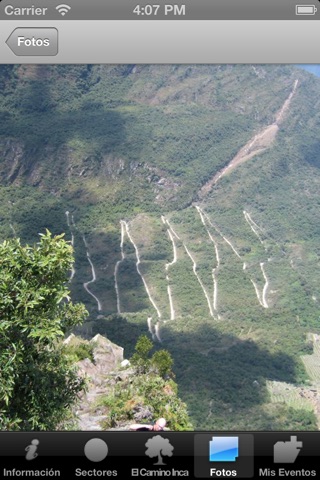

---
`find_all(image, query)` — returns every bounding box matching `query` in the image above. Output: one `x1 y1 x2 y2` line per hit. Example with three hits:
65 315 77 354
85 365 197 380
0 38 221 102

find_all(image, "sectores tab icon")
84 438 108 462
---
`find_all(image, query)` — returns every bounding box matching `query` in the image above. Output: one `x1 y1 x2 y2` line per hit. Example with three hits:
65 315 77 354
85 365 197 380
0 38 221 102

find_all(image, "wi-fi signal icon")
56 4 71 16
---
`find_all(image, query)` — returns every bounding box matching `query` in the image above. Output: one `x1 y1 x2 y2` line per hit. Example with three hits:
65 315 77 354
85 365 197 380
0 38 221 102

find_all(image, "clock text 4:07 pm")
133 4 186 16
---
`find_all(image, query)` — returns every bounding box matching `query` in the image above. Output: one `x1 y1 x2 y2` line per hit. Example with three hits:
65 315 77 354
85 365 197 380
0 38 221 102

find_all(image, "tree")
130 335 174 378
151 350 174 379
130 335 153 374
0 230 88 430
145 436 174 465
99 335 193 430
134 335 153 360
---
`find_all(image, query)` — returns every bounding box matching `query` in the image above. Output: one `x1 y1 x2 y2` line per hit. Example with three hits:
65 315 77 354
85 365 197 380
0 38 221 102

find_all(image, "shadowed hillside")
1 64 320 430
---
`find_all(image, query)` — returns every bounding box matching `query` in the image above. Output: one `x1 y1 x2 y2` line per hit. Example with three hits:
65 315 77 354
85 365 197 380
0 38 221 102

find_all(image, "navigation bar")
1 20 320 63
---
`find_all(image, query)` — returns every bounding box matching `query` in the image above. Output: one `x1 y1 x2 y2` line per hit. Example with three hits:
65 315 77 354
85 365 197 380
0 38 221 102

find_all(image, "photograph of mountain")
0 64 320 431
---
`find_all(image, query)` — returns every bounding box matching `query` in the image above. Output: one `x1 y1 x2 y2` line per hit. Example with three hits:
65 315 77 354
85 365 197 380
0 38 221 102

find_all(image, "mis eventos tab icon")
209 437 239 462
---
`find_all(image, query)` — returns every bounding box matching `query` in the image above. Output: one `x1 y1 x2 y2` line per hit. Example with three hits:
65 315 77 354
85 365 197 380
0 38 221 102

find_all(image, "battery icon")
296 5 317 15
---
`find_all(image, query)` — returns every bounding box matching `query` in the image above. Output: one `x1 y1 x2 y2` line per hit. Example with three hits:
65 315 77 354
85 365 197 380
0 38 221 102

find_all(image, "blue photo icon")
209 437 239 462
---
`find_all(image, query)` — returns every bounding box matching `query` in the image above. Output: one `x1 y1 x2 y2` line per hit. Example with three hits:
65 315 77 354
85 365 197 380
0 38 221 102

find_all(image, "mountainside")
1 64 320 430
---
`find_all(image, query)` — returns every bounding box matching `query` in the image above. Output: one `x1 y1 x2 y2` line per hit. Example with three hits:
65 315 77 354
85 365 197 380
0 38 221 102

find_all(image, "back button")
6 28 58 56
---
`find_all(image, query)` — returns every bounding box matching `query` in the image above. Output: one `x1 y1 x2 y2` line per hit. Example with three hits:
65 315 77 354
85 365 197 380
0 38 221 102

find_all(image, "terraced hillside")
1 64 320 430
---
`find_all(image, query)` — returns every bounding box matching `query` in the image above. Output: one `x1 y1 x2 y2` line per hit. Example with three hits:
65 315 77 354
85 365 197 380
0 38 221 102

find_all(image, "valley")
0 64 320 430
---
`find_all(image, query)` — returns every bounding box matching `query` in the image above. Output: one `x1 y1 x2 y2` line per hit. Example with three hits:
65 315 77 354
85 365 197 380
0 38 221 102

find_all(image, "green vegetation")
94 313 318 431
0 231 88 430
1 64 320 430
65 341 95 364
98 335 193 431
131 335 174 377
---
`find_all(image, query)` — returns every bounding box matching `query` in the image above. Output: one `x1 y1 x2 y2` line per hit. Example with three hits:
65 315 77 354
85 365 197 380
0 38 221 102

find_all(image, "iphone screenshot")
0 0 320 478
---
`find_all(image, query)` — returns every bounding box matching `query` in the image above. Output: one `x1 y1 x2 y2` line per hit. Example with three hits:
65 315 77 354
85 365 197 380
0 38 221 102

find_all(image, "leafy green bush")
65 342 95 363
0 231 88 430
99 374 193 431
97 335 192 430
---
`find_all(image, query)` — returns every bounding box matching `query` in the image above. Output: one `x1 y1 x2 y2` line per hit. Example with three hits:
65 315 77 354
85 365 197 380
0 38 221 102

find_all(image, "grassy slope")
0 64 320 429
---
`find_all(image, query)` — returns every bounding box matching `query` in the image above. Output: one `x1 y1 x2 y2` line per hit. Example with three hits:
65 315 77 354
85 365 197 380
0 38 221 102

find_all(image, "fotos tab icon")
209 437 239 462
195 433 253 478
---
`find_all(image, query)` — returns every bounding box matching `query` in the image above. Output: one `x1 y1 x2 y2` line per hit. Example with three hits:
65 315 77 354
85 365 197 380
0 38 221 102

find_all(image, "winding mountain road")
196 206 220 312
260 262 269 309
65 211 75 281
183 243 214 317
243 210 264 246
124 220 161 318
114 220 125 314
163 217 178 320
199 207 241 259
82 234 102 311
193 82 299 311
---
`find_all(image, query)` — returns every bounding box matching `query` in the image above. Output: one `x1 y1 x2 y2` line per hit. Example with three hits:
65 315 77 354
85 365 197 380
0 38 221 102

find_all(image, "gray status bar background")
0 0 319 20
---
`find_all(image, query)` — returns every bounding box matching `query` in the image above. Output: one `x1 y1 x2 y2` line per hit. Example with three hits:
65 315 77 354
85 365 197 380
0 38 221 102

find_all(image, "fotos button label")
6 28 58 56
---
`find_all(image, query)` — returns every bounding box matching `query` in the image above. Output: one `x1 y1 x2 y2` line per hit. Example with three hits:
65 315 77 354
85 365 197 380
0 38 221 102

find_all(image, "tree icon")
145 435 174 465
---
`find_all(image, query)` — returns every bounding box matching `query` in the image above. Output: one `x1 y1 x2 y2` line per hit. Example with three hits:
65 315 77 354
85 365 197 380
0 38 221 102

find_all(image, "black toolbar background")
0 431 319 479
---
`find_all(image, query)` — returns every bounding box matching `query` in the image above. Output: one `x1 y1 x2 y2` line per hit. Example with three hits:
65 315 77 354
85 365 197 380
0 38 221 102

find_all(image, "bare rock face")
91 334 124 371
72 334 131 430
75 334 125 382
0 140 25 183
